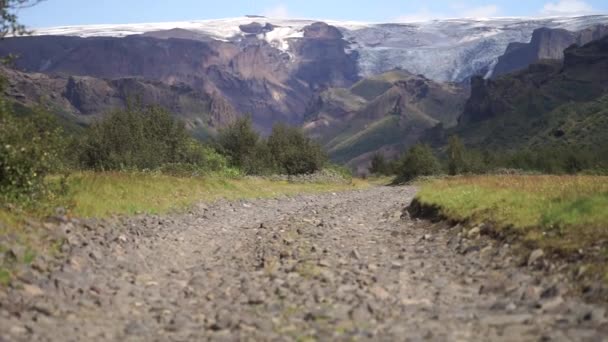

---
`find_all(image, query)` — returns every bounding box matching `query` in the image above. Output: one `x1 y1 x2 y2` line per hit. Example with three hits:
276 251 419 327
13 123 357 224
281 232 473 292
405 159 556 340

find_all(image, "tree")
267 123 326 175
447 135 466 175
78 105 202 171
394 144 441 183
369 153 388 175
0 1 43 38
216 116 261 173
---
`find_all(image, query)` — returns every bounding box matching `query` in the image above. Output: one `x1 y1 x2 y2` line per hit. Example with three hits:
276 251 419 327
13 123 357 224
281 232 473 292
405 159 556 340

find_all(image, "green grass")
0 172 370 286
416 175 608 282
62 172 369 218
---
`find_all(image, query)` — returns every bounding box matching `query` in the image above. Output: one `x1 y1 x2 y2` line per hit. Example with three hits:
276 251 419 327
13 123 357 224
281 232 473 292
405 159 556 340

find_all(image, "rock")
9 325 28 335
479 245 494 263
370 285 390 300
527 249 544 267
541 296 565 312
22 284 44 297
350 249 361 260
467 226 481 239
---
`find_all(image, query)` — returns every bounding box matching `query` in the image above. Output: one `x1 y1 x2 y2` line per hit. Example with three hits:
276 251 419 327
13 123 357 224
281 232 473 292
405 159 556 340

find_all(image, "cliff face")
454 36 608 151
493 25 608 77
0 22 359 132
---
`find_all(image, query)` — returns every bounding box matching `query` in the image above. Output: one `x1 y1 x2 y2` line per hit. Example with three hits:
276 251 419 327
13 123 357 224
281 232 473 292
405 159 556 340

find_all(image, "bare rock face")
1 66 236 133
0 22 359 133
493 24 608 77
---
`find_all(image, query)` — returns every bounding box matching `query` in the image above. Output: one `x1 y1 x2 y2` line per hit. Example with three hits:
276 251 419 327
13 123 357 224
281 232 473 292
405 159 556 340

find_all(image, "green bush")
369 153 389 175
394 144 442 183
267 123 327 175
0 102 66 201
216 117 264 174
78 105 215 172
217 118 327 176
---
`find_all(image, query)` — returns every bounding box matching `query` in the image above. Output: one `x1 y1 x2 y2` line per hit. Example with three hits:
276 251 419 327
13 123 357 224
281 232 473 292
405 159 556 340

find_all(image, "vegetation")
0 101 67 202
267 123 326 175
393 144 442 183
415 175 608 280
218 117 327 175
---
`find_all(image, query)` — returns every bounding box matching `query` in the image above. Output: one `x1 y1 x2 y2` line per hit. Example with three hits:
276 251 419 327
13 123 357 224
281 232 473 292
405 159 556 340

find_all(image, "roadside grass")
0 172 370 285
64 172 369 218
415 175 608 280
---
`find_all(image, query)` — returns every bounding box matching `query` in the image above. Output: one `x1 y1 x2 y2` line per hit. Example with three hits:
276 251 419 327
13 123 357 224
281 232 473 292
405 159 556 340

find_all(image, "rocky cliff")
493 24 608 77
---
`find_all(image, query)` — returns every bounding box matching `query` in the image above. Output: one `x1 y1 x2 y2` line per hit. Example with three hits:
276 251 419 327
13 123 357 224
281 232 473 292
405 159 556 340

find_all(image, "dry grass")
64 172 369 218
416 175 608 280
0 172 370 285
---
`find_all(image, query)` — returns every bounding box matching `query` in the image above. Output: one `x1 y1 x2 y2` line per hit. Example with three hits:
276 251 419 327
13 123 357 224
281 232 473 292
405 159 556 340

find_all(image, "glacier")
31 15 608 82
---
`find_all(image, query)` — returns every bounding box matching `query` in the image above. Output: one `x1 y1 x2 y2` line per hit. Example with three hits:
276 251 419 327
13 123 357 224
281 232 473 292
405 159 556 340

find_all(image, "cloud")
541 0 595 16
262 4 290 18
395 4 501 22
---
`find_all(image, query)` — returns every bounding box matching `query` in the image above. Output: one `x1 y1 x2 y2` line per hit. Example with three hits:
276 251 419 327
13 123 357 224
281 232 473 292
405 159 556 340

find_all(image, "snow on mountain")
31 15 608 82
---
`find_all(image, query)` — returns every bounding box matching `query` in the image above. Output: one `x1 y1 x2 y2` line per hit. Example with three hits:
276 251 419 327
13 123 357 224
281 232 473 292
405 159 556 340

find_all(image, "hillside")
304 70 467 171
446 36 608 156
493 24 608 77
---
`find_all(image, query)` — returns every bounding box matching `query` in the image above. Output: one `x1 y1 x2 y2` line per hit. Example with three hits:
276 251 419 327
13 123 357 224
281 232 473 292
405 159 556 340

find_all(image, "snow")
31 15 608 82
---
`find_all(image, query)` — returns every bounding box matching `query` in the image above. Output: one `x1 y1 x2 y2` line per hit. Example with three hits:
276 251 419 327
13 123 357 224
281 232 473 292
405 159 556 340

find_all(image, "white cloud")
395 4 501 22
541 0 595 16
262 4 290 18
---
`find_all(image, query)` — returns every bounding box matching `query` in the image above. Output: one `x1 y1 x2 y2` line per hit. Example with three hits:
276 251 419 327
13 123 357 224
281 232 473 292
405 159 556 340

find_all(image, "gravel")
1 186 606 341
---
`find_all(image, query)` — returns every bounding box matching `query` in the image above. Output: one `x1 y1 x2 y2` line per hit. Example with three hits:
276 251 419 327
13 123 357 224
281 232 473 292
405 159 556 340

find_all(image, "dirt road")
1 186 606 341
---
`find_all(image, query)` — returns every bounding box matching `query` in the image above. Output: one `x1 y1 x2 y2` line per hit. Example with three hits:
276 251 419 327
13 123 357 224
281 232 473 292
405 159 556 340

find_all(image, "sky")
18 0 608 28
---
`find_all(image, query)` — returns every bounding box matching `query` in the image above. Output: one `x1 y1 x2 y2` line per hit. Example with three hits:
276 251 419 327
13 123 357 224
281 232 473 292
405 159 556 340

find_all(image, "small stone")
391 261 403 269
350 249 361 260
467 226 481 239
117 235 128 243
370 285 390 300
527 249 544 267
22 284 44 297
9 325 28 335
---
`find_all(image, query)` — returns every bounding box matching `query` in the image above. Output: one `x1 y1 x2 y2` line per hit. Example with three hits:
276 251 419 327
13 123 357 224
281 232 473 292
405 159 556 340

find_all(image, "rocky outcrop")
454 36 608 150
1 66 236 133
0 22 359 132
493 25 608 77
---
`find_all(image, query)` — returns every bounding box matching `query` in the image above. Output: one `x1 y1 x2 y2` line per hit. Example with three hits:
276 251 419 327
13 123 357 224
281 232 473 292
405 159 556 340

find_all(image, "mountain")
446 36 608 154
27 15 608 82
0 66 237 138
493 24 608 76
0 21 358 132
2 15 608 167
303 70 467 171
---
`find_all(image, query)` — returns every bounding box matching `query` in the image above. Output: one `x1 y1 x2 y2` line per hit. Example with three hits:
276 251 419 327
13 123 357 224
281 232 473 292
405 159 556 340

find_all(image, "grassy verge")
414 175 608 281
0 172 370 285
64 172 369 218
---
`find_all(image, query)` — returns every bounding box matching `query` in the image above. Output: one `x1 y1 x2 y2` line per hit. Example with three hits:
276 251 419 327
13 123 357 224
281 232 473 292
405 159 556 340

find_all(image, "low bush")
0 102 67 202
394 144 442 183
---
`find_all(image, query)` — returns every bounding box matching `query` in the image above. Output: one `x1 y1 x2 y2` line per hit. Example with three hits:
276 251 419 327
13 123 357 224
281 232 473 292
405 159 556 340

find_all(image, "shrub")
0 102 66 201
267 123 327 175
394 144 442 183
216 116 263 174
78 105 213 171
369 153 389 175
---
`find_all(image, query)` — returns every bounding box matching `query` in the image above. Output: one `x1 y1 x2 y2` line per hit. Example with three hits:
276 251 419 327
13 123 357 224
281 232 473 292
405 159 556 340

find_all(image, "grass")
0 171 370 286
415 175 608 282
63 172 369 218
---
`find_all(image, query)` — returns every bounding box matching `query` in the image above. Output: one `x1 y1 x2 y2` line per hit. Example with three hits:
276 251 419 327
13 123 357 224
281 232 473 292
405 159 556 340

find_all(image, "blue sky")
19 0 608 28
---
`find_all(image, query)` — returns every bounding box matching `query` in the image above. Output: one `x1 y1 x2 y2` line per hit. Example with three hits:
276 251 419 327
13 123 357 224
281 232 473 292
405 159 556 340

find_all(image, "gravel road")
1 186 606 341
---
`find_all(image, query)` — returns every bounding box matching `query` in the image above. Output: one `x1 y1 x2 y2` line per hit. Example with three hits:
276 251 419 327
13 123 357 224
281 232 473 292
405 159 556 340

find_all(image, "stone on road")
1 187 606 341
